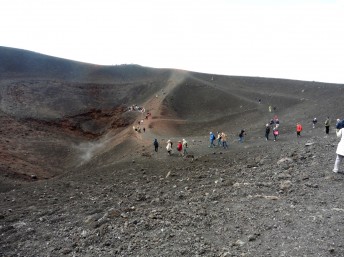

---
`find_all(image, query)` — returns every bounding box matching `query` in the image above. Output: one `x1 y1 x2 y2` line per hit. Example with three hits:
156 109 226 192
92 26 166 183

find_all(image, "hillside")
1 46 344 256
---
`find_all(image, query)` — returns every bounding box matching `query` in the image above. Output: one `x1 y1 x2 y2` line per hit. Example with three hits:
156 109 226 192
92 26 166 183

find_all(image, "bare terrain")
1 46 344 256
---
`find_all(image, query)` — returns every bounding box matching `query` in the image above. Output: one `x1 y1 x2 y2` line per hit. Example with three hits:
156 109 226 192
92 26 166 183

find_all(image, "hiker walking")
273 127 279 141
296 123 303 137
269 119 275 127
275 118 280 128
265 124 271 140
221 132 228 149
238 129 246 143
312 117 317 129
166 140 173 155
333 120 344 173
177 141 183 156
209 132 216 147
182 138 188 156
325 117 331 134
153 139 159 152
217 132 222 147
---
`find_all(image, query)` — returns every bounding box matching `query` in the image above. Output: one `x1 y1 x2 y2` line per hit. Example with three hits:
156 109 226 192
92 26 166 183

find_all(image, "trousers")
334 154 343 172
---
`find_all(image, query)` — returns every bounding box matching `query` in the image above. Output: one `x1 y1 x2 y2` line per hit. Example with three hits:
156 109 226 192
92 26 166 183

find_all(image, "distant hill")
1 46 344 184
0 46 167 83
0 46 343 134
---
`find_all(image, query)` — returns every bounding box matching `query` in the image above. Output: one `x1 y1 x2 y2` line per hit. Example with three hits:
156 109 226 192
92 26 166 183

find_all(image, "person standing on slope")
153 139 159 152
221 132 229 149
166 140 173 156
296 123 303 137
182 138 188 156
238 129 246 143
265 124 271 141
209 132 216 148
333 120 344 173
177 141 183 156
312 117 317 129
325 117 331 134
275 118 280 129
217 132 222 147
273 127 279 141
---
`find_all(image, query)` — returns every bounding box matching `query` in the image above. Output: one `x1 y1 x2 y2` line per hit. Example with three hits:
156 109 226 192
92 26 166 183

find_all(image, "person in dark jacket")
153 139 159 152
325 117 330 134
265 124 271 140
238 129 246 143
296 123 303 137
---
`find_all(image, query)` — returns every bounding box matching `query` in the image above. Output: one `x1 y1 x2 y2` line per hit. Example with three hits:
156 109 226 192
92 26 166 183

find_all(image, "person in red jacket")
296 123 303 137
177 141 183 156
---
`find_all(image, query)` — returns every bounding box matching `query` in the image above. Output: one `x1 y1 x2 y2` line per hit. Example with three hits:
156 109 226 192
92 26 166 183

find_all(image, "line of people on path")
209 132 229 148
153 138 188 157
150 116 344 175
264 116 338 141
127 104 145 113
297 116 334 138
265 116 280 141
265 124 279 141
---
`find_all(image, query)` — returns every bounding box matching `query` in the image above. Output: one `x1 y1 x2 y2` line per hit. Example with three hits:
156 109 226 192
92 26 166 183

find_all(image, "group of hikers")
142 99 344 173
127 104 145 113
153 138 188 157
265 116 280 141
209 132 229 148
263 116 335 140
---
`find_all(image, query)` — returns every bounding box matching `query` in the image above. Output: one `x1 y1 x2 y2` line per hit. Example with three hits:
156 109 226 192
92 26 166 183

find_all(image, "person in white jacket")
166 140 173 156
333 125 344 173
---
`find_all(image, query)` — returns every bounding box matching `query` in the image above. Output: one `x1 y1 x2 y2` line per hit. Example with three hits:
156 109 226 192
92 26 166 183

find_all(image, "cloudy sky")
1 0 344 83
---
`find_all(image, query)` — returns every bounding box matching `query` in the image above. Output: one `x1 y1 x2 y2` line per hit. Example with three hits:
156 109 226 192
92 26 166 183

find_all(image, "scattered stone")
277 158 293 165
280 180 292 191
234 239 245 246
61 248 72 255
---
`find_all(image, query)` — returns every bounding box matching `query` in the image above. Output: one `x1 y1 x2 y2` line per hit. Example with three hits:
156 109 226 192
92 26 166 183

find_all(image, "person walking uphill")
209 132 216 148
296 123 303 137
325 117 331 134
333 120 344 173
153 139 159 152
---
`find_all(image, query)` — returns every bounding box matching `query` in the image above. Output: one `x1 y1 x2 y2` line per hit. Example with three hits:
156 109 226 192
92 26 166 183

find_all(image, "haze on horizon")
1 0 344 84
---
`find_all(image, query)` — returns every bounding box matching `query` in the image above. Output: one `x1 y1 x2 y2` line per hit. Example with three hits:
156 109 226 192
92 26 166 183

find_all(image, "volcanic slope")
1 46 344 256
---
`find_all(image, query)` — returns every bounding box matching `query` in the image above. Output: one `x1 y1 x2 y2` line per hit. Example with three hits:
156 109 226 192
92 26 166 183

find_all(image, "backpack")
337 120 344 129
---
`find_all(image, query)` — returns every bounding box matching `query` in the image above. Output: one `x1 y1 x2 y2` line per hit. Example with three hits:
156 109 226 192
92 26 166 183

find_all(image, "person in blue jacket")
209 132 216 147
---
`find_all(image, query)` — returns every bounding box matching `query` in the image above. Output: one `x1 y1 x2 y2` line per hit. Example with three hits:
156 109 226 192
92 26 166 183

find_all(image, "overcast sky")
1 0 344 83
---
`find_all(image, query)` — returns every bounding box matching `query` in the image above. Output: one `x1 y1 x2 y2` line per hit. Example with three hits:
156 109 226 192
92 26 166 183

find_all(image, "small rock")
61 248 72 255
234 239 245 246
277 157 293 165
